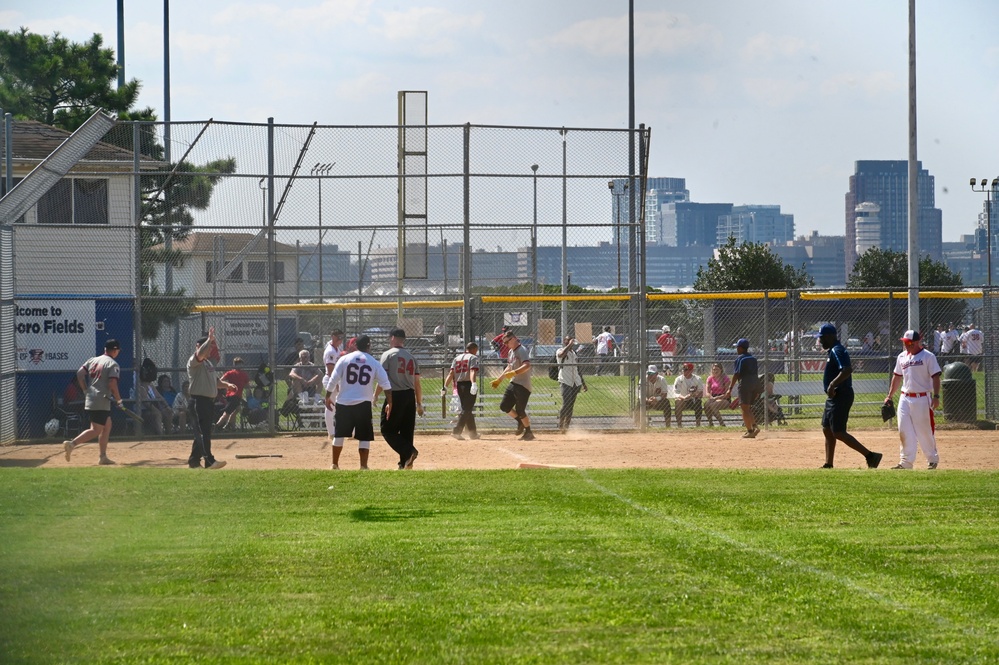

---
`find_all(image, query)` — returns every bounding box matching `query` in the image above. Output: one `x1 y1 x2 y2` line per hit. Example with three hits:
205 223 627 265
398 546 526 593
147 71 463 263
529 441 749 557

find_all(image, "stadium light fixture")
970 176 999 286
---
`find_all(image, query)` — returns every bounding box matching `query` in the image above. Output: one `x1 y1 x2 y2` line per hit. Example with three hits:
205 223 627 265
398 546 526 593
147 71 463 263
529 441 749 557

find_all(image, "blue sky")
4 0 998 243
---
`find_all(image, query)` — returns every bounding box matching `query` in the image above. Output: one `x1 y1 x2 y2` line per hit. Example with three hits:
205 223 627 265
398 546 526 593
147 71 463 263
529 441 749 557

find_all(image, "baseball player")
64 339 124 465
817 323 882 469
490 331 534 440
885 330 942 470
656 325 677 374
376 329 423 470
325 335 392 470
959 324 983 371
443 341 480 440
320 328 345 447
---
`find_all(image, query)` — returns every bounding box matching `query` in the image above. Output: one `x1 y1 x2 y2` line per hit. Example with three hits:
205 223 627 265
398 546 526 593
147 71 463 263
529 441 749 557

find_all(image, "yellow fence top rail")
193 300 465 313
482 294 631 303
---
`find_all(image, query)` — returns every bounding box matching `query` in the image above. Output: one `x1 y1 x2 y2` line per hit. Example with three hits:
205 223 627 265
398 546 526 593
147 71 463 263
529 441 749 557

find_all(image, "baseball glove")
881 400 896 422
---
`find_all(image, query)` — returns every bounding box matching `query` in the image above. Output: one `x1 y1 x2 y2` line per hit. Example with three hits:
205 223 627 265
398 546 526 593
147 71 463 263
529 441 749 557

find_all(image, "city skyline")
3 1 997 246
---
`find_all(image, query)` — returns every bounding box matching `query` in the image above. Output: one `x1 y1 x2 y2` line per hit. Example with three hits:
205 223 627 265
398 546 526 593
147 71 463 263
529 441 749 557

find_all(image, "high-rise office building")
610 177 688 247
844 160 942 274
661 202 733 248
715 205 795 246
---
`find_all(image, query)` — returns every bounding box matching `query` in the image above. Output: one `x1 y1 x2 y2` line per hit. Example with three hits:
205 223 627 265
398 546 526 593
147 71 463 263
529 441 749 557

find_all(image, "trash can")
941 362 976 423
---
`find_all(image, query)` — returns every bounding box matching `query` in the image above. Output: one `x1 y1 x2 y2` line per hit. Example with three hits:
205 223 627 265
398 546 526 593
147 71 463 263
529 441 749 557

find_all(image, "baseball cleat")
63 440 74 461
405 450 419 469
927 461 938 470
519 431 535 441
98 456 116 466
206 460 227 470
867 452 884 469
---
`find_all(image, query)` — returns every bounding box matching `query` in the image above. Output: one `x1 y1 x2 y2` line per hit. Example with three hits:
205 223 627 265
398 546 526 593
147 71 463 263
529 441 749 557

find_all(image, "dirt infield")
3 426 997 471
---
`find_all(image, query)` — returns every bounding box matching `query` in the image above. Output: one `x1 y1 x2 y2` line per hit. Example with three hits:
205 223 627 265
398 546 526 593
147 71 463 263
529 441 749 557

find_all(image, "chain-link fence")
5 117 997 442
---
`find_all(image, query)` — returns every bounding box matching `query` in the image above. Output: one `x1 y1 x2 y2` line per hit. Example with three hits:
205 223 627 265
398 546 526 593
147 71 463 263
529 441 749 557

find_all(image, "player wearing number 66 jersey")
325 335 392 470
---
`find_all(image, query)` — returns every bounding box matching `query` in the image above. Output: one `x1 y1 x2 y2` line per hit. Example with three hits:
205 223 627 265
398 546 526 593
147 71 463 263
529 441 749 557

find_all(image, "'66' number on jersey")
345 363 372 385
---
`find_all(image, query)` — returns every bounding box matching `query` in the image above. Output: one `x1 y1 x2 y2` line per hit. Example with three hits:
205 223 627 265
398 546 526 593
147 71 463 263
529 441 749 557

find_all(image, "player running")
64 339 124 466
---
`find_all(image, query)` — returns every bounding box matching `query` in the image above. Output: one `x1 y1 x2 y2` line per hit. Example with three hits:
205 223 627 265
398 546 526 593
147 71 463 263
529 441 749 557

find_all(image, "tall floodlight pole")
906 0 919 330
560 129 568 339
609 180 629 290
531 164 539 343
116 0 125 88
312 162 334 299
971 178 998 286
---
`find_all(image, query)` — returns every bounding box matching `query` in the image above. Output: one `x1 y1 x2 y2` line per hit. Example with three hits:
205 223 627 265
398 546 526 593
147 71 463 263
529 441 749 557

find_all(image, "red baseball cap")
900 330 920 342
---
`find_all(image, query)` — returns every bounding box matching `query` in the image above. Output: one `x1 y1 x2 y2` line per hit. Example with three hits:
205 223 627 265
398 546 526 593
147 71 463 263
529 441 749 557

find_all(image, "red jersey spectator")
216 358 250 429
491 326 512 361
656 325 677 373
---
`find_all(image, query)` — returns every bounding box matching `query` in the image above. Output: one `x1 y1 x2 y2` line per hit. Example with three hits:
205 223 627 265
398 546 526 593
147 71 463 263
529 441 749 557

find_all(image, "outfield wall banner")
15 300 95 371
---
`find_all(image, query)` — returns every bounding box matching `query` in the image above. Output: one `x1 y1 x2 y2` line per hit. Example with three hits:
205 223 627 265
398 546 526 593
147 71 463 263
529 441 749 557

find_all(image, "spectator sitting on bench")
704 363 731 426
641 364 672 427
672 362 704 427
139 378 175 435
288 349 322 401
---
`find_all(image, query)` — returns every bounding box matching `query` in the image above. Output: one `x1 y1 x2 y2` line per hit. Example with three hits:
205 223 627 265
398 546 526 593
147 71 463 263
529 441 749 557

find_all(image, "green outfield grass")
2 469 998 663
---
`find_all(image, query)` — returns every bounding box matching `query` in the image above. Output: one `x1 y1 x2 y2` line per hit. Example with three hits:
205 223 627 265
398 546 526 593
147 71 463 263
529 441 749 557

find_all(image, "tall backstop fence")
3 117 997 441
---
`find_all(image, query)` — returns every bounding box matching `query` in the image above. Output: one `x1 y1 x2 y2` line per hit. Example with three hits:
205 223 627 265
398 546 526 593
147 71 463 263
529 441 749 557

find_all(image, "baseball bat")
234 454 284 459
89 385 145 423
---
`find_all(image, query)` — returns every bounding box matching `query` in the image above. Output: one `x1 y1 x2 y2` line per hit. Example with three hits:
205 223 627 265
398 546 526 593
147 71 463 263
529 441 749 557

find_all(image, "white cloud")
373 6 484 57
819 71 901 98
547 11 722 59
741 33 809 62
336 71 391 103
742 77 809 108
212 1 372 31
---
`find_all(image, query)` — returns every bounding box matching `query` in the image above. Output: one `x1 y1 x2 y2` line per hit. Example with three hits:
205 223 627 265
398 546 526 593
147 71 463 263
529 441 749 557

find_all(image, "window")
36 178 109 224
225 263 243 283
248 261 266 283
213 260 283 283
206 261 243 283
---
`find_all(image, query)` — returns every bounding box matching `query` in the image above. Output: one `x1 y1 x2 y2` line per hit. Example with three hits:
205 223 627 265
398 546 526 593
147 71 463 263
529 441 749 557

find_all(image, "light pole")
559 129 568 339
970 177 998 287
608 180 629 290
312 162 334 299
531 163 539 343
258 177 266 226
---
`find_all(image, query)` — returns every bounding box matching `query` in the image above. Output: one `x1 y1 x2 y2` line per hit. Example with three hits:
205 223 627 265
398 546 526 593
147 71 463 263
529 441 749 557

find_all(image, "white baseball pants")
897 394 939 469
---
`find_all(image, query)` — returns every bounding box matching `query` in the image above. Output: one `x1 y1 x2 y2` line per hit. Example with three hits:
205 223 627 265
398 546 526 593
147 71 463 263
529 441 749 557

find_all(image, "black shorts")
87 410 111 427
333 402 375 441
738 384 761 405
821 389 854 432
223 395 242 415
499 383 531 418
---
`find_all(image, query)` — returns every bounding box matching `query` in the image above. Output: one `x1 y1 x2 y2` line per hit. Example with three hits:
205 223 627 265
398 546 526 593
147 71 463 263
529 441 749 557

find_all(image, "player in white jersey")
320 328 345 447
959 324 983 371
885 330 942 470
324 335 392 470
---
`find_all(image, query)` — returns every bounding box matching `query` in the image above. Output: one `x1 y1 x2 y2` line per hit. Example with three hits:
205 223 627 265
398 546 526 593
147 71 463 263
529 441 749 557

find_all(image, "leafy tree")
694 237 814 291
1 28 236 340
0 28 153 130
847 247 963 288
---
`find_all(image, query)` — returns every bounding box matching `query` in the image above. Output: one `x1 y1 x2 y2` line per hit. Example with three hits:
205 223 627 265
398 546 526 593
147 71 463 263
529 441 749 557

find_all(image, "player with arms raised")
325 335 392 470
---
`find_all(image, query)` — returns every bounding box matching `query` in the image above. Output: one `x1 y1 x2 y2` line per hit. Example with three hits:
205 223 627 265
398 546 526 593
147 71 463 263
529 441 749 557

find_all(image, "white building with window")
148 232 300 301
6 120 152 296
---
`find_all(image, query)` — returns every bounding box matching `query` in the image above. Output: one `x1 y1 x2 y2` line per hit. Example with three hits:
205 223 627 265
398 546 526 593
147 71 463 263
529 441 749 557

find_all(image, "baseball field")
2 428 998 663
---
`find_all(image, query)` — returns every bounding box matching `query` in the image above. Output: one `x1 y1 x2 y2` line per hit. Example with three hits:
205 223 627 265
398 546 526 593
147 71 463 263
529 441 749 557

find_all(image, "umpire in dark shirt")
819 323 882 469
